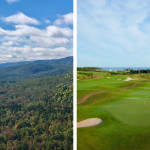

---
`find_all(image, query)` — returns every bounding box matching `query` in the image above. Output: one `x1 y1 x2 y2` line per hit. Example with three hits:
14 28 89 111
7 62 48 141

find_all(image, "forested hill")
0 57 73 149
0 56 73 68
0 56 73 80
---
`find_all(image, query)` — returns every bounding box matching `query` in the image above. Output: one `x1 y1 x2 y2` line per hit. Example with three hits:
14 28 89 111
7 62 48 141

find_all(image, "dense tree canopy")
0 58 73 150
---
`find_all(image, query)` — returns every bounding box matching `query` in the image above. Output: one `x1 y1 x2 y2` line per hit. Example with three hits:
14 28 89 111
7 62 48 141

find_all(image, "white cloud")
30 36 71 47
78 0 150 67
1 12 40 25
54 13 73 25
0 25 72 37
63 13 73 24
2 41 19 46
0 12 73 63
44 19 51 24
46 26 72 37
0 45 72 63
0 25 72 47
6 0 19 4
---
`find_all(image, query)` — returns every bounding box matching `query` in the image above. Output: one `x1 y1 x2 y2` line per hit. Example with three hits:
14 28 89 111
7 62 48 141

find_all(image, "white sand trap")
124 77 138 81
77 118 103 128
106 77 111 79
117 79 121 80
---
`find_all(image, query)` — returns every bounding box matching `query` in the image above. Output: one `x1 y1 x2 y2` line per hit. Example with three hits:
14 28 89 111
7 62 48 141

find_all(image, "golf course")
77 68 150 150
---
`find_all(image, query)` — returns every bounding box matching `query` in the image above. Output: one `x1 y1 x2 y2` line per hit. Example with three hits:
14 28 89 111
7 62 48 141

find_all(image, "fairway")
77 70 150 150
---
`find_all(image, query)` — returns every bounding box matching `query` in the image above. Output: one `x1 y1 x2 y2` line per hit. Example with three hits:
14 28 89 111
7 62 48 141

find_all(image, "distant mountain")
0 56 73 80
0 56 73 68
0 61 31 68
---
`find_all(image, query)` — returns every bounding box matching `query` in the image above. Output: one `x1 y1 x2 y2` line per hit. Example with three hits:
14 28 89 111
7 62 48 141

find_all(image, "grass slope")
77 71 150 150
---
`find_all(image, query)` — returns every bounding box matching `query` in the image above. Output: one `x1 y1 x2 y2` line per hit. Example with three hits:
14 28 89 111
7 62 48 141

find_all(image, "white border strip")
73 0 77 149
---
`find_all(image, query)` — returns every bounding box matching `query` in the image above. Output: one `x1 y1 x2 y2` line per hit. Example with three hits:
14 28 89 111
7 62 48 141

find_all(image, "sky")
77 0 150 67
0 0 73 63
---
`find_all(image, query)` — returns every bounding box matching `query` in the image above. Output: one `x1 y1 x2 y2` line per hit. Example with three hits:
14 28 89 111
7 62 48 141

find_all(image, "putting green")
104 98 150 126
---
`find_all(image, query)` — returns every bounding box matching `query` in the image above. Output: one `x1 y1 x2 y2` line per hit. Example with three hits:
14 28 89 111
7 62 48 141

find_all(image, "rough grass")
77 71 150 150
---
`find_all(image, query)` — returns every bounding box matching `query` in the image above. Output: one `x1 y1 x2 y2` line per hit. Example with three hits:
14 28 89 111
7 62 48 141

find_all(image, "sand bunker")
124 77 138 81
77 118 103 128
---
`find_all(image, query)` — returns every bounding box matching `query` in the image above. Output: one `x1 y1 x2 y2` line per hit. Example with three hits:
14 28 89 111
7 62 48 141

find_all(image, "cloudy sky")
78 0 150 67
0 0 73 63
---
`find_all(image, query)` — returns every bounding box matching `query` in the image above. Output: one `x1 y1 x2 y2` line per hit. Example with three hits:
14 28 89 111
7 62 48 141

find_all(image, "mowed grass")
105 98 150 126
77 71 150 150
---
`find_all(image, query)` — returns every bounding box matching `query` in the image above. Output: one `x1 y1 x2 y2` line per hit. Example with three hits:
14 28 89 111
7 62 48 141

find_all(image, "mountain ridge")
0 56 73 69
0 56 73 81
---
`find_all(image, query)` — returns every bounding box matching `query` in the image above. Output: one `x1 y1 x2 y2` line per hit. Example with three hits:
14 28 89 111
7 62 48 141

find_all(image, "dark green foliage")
0 57 73 81
77 67 103 71
77 67 150 75
129 69 150 74
110 69 150 75
0 74 73 150
0 58 73 150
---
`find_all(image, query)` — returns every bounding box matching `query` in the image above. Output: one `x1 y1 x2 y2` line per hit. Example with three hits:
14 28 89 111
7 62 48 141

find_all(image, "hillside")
0 57 73 81
77 69 150 150
0 57 73 150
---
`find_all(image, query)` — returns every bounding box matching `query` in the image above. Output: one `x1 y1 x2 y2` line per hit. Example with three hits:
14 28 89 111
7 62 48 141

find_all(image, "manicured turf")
77 71 150 150
105 98 150 126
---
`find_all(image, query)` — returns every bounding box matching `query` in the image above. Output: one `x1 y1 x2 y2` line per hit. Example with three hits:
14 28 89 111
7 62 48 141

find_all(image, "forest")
0 57 73 150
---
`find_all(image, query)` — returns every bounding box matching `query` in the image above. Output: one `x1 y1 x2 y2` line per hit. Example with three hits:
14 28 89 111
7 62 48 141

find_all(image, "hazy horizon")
0 56 73 64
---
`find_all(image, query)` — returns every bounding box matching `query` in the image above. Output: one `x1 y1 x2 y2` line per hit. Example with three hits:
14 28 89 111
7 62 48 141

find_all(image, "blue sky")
77 0 150 67
0 0 73 63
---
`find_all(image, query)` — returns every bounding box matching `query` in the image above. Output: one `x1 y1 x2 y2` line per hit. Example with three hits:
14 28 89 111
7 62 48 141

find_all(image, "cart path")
77 82 142 105
77 91 105 104
121 83 139 90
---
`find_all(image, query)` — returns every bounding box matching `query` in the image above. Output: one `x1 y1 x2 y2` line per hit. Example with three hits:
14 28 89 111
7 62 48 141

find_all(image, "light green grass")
77 71 150 150
104 98 150 126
